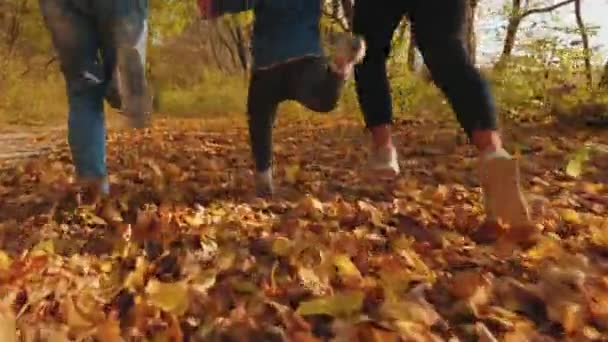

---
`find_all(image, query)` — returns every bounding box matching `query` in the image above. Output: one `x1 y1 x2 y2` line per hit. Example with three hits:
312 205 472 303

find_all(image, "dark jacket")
211 0 322 69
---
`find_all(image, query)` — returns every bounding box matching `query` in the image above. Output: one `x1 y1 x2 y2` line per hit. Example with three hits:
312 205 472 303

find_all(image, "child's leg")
40 0 109 194
247 69 283 196
286 57 344 113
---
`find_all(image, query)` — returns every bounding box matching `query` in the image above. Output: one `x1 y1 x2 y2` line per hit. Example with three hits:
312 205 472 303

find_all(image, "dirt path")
0 127 63 163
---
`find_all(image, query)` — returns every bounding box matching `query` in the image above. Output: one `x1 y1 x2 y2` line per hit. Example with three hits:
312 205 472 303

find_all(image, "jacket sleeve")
212 0 257 15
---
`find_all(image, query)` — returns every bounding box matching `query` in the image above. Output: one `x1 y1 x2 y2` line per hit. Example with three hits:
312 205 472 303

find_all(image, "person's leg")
352 0 406 176
40 0 109 195
96 0 151 128
285 57 344 113
247 68 283 196
285 33 366 113
410 0 530 227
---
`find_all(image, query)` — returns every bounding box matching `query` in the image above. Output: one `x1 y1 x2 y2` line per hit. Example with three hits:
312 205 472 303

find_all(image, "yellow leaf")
285 164 300 184
145 279 189 316
31 239 55 256
272 237 294 257
333 254 362 281
590 227 608 247
0 251 11 271
525 236 563 260
124 256 147 290
0 303 17 342
296 291 364 318
559 208 582 224
565 146 590 178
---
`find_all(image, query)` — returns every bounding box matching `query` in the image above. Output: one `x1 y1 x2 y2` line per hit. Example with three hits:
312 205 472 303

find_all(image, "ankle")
471 130 502 153
370 124 393 150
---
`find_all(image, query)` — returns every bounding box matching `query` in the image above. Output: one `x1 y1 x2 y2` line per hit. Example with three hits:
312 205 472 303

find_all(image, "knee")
67 83 105 115
304 95 339 113
316 97 339 113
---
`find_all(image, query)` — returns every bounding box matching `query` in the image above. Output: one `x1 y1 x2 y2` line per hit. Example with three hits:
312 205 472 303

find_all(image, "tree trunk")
464 0 478 64
574 0 592 88
600 58 608 89
499 17 521 65
227 17 250 73
496 0 575 68
498 0 522 67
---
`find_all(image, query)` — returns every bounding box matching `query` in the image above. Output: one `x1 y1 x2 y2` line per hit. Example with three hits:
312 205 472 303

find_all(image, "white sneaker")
478 148 531 227
327 32 367 78
255 169 274 197
369 145 400 178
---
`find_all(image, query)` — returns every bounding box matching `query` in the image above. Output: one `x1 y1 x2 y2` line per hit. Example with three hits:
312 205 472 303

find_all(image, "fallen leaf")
272 237 294 257
285 164 300 184
0 251 11 271
145 279 189 316
565 146 590 178
0 303 17 342
296 291 364 318
333 254 362 283
558 208 582 224
95 313 123 342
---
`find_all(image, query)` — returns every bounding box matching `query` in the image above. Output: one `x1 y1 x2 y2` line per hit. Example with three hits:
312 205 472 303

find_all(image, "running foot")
478 148 531 227
116 46 152 128
369 145 400 178
73 177 110 205
255 169 274 198
327 32 367 78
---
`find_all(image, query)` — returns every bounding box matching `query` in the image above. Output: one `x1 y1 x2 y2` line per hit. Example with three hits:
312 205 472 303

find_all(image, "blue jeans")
39 0 148 187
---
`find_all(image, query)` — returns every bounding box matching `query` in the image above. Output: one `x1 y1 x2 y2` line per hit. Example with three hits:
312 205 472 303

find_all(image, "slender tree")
497 0 575 67
574 0 592 88
600 58 608 89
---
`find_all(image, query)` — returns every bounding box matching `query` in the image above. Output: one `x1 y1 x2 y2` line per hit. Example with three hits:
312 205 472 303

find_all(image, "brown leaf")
448 271 493 306
356 324 399 342
397 216 445 248
95 313 123 342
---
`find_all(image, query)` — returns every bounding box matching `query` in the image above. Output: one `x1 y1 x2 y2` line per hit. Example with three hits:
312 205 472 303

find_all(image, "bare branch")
520 0 575 19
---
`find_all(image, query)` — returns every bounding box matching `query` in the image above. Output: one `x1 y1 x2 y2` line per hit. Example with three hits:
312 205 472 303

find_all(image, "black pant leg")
286 57 344 113
247 69 283 172
353 0 406 128
410 0 498 136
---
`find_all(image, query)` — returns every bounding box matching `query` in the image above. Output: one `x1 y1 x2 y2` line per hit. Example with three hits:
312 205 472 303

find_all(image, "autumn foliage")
1 117 608 341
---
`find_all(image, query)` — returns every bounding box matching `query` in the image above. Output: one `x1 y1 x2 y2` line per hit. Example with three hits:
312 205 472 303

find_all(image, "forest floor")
1 114 608 341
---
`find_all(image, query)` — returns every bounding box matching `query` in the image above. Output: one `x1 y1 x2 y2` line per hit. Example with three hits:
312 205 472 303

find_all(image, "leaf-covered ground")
1 115 607 341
